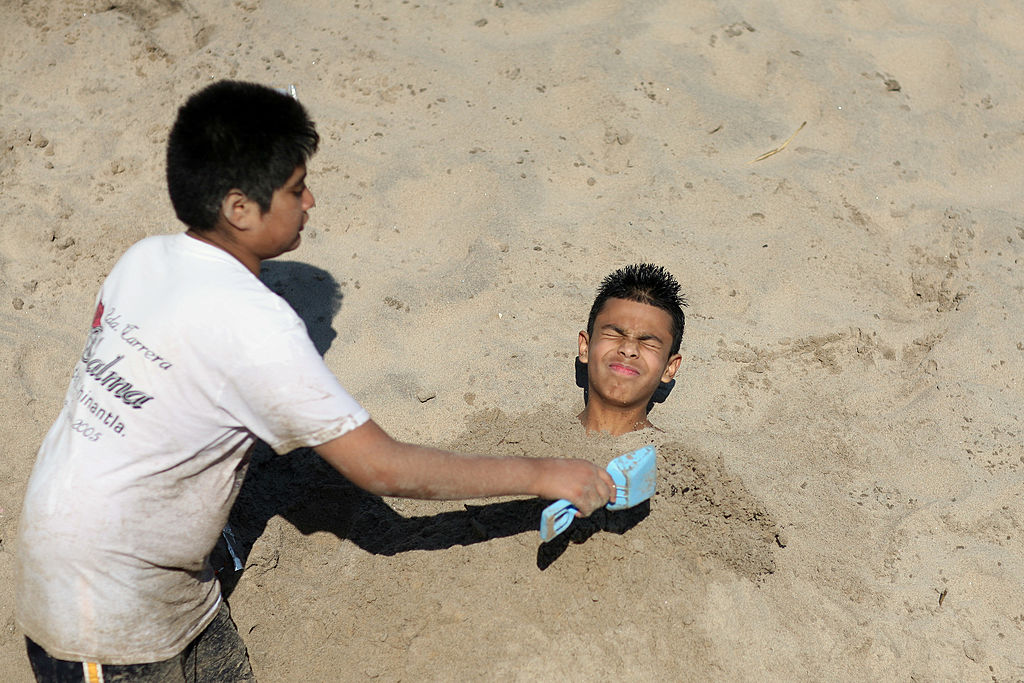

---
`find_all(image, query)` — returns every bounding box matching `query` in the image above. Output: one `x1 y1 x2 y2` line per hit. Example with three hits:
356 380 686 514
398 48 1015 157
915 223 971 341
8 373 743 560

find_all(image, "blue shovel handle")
539 446 653 541
538 467 628 542
539 499 577 542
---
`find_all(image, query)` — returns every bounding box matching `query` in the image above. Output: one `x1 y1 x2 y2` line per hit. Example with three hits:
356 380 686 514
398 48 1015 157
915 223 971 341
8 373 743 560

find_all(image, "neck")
577 402 652 436
186 228 261 276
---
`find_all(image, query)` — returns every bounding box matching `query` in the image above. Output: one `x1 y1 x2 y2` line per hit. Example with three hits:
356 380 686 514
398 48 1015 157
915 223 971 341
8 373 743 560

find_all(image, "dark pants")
25 601 255 683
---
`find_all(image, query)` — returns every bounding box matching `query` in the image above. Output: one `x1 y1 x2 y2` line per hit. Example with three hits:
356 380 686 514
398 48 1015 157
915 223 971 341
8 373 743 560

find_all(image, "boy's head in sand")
577 263 685 436
167 80 319 274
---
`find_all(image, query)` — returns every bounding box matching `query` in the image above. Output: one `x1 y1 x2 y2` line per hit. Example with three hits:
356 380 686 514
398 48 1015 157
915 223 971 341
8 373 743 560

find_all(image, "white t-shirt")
16 233 369 664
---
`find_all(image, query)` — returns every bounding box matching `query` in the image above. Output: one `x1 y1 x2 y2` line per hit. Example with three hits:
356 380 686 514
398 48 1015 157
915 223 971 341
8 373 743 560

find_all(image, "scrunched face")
579 297 681 413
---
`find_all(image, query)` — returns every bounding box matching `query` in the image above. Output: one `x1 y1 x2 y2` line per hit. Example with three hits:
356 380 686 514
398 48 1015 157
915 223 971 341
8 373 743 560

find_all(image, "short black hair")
587 264 687 355
166 80 319 231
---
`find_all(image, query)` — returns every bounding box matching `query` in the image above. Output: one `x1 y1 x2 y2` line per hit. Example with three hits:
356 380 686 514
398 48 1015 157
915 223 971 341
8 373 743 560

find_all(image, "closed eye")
601 326 664 349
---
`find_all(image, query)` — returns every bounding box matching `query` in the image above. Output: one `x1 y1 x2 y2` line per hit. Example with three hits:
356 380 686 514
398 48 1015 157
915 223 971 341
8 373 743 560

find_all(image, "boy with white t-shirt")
15 80 614 682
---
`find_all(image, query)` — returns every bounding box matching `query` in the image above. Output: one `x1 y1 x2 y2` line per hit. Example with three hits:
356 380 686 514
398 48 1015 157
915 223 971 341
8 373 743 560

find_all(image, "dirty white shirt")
16 233 369 664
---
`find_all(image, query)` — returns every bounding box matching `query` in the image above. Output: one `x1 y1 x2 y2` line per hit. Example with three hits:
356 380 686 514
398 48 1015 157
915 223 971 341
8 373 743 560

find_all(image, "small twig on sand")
750 121 806 163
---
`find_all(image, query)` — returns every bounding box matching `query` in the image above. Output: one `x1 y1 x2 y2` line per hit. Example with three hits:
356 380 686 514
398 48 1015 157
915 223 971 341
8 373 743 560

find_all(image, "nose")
303 187 316 211
618 337 639 357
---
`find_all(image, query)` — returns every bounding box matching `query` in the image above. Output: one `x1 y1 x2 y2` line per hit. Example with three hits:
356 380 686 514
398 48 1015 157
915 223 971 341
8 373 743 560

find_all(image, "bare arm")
314 420 614 516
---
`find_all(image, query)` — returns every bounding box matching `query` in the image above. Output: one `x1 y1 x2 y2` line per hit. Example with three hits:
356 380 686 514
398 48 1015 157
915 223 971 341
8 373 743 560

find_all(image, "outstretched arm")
314 420 614 516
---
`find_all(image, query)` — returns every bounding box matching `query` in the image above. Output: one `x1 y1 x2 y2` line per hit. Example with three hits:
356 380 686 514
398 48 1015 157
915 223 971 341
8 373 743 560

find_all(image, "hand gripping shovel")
539 445 656 542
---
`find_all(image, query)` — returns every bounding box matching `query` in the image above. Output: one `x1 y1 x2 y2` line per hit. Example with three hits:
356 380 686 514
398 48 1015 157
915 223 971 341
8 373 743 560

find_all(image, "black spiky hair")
586 263 687 354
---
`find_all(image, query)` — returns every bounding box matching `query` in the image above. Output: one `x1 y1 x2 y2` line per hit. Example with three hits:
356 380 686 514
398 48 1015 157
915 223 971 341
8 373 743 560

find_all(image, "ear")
578 330 590 363
219 189 258 231
661 353 682 383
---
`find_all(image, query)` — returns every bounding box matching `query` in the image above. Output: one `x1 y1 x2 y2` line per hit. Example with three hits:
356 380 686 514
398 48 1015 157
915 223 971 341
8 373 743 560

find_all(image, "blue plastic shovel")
539 445 657 542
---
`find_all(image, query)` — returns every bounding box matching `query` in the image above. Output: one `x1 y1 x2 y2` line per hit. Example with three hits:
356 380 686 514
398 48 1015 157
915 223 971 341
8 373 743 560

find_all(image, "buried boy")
15 80 613 682
576 264 686 436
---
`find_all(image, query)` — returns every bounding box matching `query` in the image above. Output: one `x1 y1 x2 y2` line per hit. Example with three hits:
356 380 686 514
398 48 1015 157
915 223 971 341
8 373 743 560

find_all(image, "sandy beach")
2 1 1023 680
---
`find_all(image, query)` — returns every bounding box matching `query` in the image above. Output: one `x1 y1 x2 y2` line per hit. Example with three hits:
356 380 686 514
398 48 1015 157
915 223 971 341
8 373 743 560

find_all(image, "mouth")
609 363 640 376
